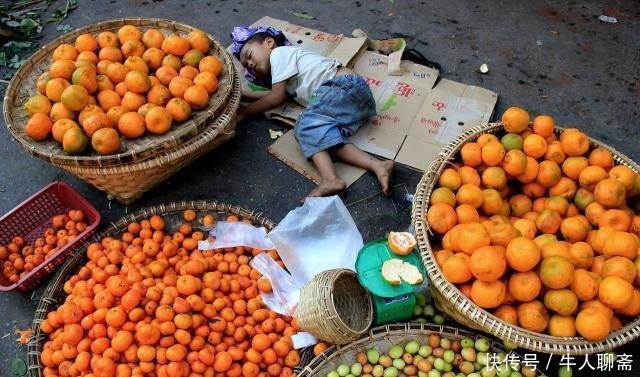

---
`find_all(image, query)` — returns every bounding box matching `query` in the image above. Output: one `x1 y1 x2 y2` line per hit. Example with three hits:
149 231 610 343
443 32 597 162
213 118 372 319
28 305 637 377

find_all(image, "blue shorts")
294 74 376 158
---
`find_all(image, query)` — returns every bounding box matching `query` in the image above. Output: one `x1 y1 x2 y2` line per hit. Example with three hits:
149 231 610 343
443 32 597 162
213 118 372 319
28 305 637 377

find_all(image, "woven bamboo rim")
411 121 640 355
297 269 373 345
4 17 235 167
298 322 522 377
27 201 277 377
49 70 240 204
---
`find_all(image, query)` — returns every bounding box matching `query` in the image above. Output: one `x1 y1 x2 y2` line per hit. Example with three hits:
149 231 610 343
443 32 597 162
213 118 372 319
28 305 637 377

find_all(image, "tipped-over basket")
27 201 277 377
298 322 526 377
297 269 374 345
412 122 640 355
4 18 240 204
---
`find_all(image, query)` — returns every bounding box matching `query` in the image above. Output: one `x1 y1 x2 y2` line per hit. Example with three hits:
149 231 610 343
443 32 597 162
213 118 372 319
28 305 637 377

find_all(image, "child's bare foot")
307 176 347 198
373 160 395 197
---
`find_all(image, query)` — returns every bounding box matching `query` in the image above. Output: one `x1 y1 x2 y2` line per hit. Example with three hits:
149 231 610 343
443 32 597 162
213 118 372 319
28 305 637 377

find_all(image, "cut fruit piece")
401 263 424 285
388 231 417 255
381 259 403 285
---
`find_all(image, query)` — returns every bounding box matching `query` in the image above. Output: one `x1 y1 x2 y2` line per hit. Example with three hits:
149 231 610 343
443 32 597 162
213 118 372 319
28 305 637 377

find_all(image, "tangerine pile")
426 107 640 341
1 209 87 284
23 25 224 156
39 211 300 377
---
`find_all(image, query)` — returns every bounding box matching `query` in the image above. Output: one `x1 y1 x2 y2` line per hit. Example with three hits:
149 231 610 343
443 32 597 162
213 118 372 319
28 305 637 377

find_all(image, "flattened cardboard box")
236 17 498 185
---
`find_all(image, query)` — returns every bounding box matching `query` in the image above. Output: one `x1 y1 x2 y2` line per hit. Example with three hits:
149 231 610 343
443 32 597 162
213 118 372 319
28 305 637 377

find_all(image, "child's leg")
334 143 395 196
307 150 347 197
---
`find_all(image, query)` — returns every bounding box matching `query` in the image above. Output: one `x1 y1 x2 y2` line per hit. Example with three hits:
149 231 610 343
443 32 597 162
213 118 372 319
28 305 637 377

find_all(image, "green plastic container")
355 240 425 325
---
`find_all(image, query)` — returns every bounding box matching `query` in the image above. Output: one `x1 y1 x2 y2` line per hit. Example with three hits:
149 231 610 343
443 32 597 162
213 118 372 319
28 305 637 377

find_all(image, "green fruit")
443 350 455 363
418 372 429 377
62 126 89 155
459 361 475 374
383 367 398 377
418 345 433 357
502 340 518 350
443 363 453 372
521 366 536 377
477 352 488 366
346 374 355 377
428 370 441 377
423 305 436 317
461 347 477 362
337 365 351 377
440 338 451 350
327 372 339 377
405 341 421 354
461 338 475 348
414 305 425 316
501 133 524 150
367 349 380 364
496 364 511 377
510 372 522 377
389 345 404 359
456 374 467 377
475 338 491 352
434 358 446 371
416 293 428 306
481 366 497 377
372 365 384 377
392 359 405 370
351 363 363 376
416 317 428 323
468 373 482 377
558 366 572 377
433 314 445 325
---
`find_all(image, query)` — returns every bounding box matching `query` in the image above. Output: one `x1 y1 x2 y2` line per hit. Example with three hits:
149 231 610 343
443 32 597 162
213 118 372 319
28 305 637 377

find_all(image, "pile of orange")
39 211 300 377
1 209 87 283
23 25 224 155
426 106 640 341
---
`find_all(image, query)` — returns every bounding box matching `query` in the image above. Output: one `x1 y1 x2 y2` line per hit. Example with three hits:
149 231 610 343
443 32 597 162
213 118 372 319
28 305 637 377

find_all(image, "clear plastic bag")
267 196 364 286
198 221 275 250
249 252 300 316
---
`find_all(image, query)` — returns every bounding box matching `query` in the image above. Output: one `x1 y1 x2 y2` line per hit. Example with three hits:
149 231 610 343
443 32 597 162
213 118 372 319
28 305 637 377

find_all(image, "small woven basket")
4 18 240 204
297 269 373 345
298 322 527 377
412 122 640 355
27 200 277 377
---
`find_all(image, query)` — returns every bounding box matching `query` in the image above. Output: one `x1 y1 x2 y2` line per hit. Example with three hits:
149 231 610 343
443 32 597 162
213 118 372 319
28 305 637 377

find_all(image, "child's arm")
239 82 288 118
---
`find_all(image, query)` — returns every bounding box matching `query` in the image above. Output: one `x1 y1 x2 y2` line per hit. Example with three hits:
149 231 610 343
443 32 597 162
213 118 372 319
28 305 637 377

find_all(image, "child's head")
230 26 289 83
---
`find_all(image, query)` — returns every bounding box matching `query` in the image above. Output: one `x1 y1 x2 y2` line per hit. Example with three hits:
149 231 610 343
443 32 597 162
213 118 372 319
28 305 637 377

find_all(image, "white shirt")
270 46 340 107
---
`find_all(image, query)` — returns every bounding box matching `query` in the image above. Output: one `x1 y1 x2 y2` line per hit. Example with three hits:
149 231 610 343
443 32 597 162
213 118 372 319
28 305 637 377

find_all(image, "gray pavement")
0 0 639 376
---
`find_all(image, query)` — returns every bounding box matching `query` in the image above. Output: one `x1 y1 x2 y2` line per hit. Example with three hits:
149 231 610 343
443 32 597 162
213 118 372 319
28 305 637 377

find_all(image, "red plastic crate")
0 182 100 292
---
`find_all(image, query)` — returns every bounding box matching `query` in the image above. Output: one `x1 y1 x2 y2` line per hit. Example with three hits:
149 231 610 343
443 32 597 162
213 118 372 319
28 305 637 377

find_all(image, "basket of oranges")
28 201 304 377
412 108 640 355
3 18 240 204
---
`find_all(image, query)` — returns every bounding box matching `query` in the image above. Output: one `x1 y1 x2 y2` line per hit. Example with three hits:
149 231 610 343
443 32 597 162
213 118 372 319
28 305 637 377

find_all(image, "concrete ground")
0 0 639 375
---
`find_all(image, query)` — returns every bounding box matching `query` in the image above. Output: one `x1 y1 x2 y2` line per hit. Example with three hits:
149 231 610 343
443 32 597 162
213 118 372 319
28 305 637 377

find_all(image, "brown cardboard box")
236 17 498 185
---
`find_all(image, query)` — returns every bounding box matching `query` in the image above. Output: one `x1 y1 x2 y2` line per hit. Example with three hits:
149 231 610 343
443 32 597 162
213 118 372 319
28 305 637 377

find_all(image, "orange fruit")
49 59 76 80
91 128 120 155
438 168 461 190
502 149 528 176
517 300 549 333
456 204 480 224
75 33 98 52
609 165 636 191
455 223 491 254
601 256 637 283
168 76 193 98
522 134 547 159
481 166 507 189
535 209 562 235
145 107 173 135
117 25 142 44
183 84 210 110
165 98 192 122
430 187 456 207
182 49 204 67
468 245 506 282
123 56 149 74
124 70 151 93
62 127 89 155
570 269 599 301
71 65 98 93
121 91 146 112
52 119 80 143
594 178 626 208
99 46 124 63
147 84 172 106
82 112 112 137
532 115 554 137
543 289 578 316
441 253 472 283
539 256 574 289
162 34 191 56
505 237 541 272
96 89 121 111
598 276 634 309
199 55 223 77
456 184 484 208
588 148 614 170
189 29 210 53
387 232 417 255
488 223 519 247
576 307 611 340
547 315 576 337
536 160 562 188
568 242 594 270
562 156 589 180
559 128 590 157
117 112 145 139
603 231 638 259
508 271 542 302
549 177 578 200
598 209 632 231
481 141 505 166
106 106 127 126
24 94 52 117
53 43 78 61
501 107 530 133
142 28 165 48
25 113 53 141
470 279 506 309
193 72 218 95
45 78 71 102
426 203 457 234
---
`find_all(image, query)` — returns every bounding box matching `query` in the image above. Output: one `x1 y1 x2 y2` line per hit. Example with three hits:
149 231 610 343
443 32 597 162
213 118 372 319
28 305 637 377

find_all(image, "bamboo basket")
297 269 373 345
4 18 235 166
27 201 277 377
411 122 640 355
298 322 524 377
4 18 240 204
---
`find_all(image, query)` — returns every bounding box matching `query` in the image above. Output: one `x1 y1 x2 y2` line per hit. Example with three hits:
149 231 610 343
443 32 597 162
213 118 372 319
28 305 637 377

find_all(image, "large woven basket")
411 122 640 355
297 269 373 345
4 18 235 166
298 322 528 377
27 200 277 377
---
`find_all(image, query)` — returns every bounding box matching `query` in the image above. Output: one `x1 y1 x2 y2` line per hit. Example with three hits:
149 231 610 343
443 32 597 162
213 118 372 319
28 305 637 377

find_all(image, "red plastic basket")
0 182 100 292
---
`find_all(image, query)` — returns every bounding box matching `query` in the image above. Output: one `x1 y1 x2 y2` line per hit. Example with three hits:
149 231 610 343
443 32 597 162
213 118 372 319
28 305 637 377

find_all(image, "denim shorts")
294 74 376 158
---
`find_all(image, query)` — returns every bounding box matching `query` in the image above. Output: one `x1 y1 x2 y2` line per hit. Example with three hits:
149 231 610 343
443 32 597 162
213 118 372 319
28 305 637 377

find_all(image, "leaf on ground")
292 12 314 20
10 358 27 376
56 23 72 33
15 328 32 344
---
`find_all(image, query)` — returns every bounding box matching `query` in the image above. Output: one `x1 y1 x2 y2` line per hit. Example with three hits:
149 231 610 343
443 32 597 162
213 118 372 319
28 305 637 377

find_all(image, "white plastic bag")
267 196 363 286
198 221 275 250
249 253 301 316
